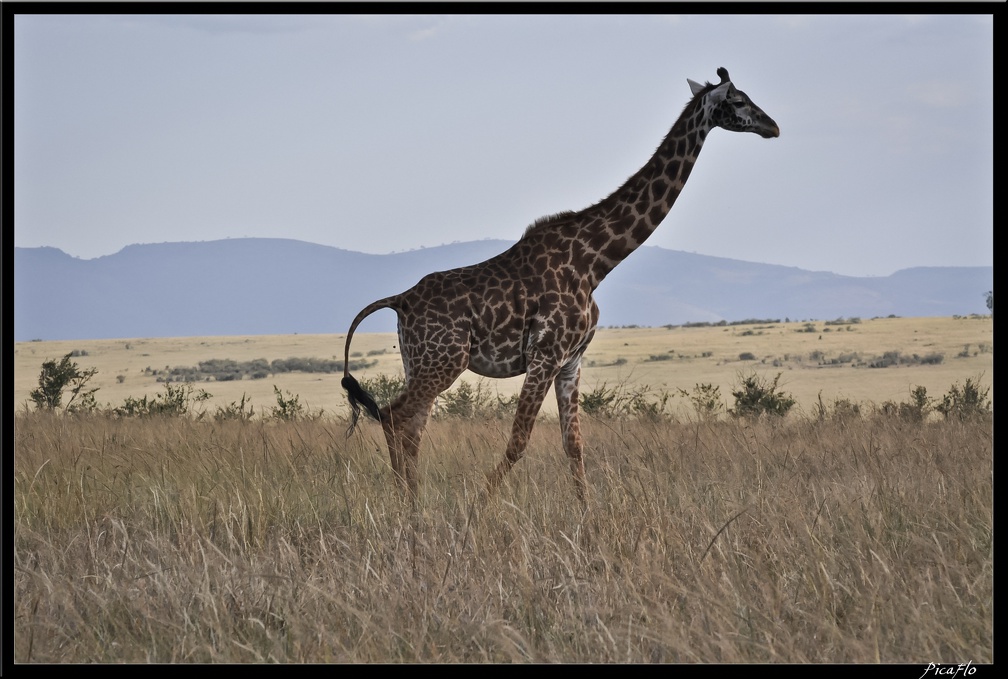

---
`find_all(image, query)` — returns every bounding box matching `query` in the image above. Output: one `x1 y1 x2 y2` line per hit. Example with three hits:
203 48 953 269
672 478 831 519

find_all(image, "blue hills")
13 238 993 342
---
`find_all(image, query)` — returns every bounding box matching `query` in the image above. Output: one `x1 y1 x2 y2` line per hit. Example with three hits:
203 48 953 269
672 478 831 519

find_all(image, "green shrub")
435 380 519 419
878 385 932 422
580 383 619 417
626 387 671 421
214 393 256 422
115 383 211 418
580 381 672 420
678 383 724 420
436 380 484 418
730 371 795 418
814 392 861 421
351 374 517 419
270 386 312 421
869 351 944 368
358 374 407 409
935 375 991 421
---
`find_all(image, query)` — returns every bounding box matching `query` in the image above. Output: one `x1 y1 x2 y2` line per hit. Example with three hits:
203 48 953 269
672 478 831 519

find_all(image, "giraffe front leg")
486 366 555 496
555 360 588 508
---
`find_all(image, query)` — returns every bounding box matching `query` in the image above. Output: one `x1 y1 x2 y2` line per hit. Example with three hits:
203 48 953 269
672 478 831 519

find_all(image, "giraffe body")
342 68 779 503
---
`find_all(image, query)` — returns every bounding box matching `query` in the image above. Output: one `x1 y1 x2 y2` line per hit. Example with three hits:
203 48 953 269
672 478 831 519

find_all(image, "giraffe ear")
705 82 732 104
687 78 705 96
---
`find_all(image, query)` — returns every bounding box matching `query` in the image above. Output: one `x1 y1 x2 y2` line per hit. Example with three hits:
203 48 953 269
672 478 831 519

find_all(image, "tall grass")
13 410 992 662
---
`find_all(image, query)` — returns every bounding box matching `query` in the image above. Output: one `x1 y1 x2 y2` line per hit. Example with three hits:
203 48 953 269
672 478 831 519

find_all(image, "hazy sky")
13 12 993 277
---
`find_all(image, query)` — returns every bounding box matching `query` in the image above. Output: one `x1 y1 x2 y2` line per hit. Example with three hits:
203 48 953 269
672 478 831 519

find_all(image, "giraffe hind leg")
382 354 467 500
381 394 434 501
379 403 409 494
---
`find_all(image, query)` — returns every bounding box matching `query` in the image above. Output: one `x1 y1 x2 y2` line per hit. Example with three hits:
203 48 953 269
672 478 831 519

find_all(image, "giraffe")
341 67 779 503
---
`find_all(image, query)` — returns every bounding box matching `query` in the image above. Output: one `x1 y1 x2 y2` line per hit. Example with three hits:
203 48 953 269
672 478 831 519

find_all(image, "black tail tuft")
342 374 382 437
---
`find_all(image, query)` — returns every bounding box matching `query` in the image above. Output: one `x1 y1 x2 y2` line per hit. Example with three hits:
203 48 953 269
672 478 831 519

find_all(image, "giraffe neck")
524 93 715 290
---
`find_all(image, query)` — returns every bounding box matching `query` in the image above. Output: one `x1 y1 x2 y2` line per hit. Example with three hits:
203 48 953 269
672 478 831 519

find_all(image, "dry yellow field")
13 315 994 662
13 315 993 419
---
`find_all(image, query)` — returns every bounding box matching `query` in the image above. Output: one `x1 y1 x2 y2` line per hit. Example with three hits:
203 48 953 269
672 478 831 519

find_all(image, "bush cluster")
356 375 520 420
868 350 944 368
146 356 377 383
670 318 781 329
579 382 672 420
25 356 991 425
936 376 992 420
115 383 211 418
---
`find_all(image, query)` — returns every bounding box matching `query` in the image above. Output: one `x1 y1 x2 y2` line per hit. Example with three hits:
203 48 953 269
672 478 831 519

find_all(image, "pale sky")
12 12 993 277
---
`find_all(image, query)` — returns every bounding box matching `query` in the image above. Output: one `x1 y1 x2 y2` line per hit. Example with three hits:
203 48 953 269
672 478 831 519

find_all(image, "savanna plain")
13 316 993 662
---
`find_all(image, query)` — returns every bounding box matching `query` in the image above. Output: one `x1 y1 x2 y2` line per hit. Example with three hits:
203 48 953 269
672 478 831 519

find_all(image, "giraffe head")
688 67 780 139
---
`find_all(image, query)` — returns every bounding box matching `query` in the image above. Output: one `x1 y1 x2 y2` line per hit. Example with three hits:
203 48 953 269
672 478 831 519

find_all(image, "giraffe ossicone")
342 67 779 503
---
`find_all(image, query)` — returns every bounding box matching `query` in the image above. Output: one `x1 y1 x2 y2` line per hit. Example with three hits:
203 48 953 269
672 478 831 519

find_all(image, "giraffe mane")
521 210 578 239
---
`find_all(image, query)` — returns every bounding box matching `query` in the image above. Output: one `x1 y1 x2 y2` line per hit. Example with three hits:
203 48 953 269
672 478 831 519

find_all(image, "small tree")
29 353 99 412
985 290 992 313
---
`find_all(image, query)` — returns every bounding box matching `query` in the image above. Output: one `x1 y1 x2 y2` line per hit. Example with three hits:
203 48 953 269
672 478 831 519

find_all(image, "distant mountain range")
13 238 993 342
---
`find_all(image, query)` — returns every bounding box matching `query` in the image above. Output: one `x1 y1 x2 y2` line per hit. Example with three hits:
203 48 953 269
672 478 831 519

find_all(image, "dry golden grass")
12 315 994 419
12 315 994 662
13 408 992 663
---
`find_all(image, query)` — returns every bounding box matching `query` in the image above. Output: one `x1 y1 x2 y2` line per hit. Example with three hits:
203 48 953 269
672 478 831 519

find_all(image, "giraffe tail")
342 374 381 435
342 296 397 436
